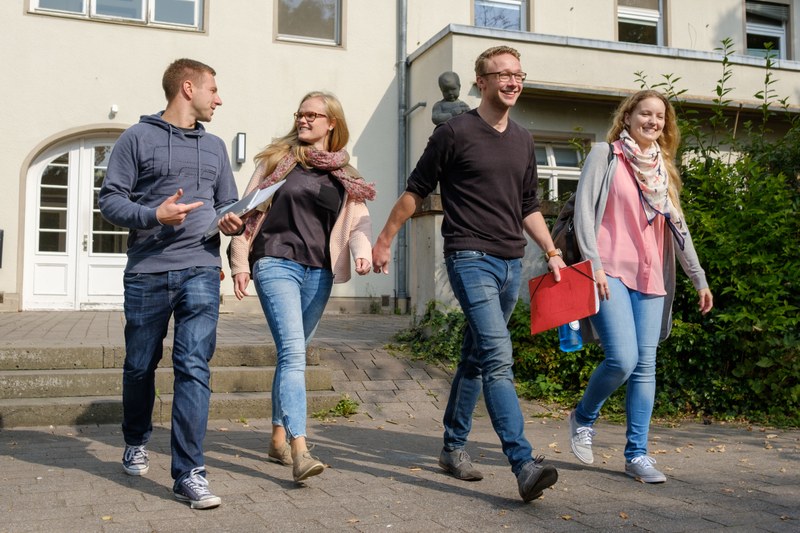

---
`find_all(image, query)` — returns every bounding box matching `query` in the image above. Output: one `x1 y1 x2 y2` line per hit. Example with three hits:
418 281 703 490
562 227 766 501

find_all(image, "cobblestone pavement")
0 312 798 532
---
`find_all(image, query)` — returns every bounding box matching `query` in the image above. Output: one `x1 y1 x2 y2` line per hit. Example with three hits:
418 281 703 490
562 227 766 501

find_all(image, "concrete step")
0 366 332 399
0 345 322 371
0 390 342 428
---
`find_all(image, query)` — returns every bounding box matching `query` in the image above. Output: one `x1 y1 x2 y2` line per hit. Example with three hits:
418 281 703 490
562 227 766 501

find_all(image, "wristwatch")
545 248 563 260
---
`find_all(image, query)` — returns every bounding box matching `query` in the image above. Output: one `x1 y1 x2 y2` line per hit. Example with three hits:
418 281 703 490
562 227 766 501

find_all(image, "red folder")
528 259 599 335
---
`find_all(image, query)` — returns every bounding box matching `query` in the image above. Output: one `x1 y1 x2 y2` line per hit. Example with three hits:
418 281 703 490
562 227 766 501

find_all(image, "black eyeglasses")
293 111 328 122
480 71 527 83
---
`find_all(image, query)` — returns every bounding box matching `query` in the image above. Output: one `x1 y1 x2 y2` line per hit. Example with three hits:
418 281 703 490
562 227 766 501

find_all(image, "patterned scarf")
618 130 686 249
243 148 376 240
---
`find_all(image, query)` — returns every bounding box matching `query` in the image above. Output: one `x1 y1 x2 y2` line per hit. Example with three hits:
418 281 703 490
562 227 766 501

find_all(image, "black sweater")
406 109 539 259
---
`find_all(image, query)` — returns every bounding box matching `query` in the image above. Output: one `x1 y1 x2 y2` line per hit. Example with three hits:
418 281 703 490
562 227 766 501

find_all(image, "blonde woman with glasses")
229 91 375 483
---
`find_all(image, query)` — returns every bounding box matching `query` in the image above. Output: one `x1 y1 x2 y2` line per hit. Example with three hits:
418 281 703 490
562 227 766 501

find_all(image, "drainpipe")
395 0 409 311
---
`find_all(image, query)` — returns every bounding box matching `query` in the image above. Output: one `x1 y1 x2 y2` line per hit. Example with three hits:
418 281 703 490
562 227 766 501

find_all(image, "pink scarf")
244 149 375 240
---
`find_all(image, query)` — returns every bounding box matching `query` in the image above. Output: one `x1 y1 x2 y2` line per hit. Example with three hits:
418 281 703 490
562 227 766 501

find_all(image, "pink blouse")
596 144 666 296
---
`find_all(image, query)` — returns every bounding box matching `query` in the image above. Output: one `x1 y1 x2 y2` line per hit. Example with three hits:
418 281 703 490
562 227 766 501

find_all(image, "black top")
405 109 540 259
250 165 345 271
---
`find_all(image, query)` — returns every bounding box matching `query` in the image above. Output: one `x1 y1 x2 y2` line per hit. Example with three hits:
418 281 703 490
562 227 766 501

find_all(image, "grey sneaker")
517 455 559 502
438 447 484 481
122 444 149 476
293 451 325 482
625 455 667 483
568 411 595 465
174 467 222 509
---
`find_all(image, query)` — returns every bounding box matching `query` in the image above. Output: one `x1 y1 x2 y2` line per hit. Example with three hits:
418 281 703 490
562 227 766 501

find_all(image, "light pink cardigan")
229 161 373 284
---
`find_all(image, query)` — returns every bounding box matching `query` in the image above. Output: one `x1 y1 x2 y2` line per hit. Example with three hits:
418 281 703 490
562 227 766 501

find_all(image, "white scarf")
618 130 686 249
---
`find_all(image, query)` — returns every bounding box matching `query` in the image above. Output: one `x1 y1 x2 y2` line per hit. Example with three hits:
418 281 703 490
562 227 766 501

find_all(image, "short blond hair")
474 46 521 76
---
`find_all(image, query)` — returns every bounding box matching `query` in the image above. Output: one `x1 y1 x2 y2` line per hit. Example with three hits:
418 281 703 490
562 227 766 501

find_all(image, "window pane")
552 147 580 167
747 33 781 54
94 145 112 167
475 1 522 31
40 210 67 230
534 146 548 166
42 165 69 187
538 178 552 201
37 0 85 13
154 0 197 25
619 20 657 44
558 180 578 199
93 233 128 254
95 0 144 21
41 187 68 208
619 0 658 9
39 231 67 253
278 0 339 42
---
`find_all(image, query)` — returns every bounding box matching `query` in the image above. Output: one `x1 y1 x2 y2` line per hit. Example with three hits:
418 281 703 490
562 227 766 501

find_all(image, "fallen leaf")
722 488 735 494
766 434 778 439
101 516 112 521
346 519 360 524
218 427 229 432
561 515 573 521
675 447 683 453
619 512 629 519
652 449 667 455
764 443 774 450
548 442 559 448
409 467 421 472
779 467 786 473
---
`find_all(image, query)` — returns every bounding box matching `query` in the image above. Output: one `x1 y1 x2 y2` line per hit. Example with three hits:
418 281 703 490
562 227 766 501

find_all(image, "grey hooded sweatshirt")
99 112 238 273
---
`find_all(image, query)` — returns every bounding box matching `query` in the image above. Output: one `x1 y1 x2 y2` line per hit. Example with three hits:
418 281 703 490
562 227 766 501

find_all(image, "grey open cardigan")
573 142 709 343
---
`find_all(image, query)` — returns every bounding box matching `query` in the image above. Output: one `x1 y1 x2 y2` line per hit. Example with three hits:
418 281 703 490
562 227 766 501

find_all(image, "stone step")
0 391 342 428
0 345 323 371
0 366 332 399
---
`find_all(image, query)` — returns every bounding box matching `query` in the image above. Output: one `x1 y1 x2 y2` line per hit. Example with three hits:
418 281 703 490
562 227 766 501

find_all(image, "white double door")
23 137 127 310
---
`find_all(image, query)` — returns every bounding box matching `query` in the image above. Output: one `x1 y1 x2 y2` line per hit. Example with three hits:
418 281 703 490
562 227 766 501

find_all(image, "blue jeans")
443 251 533 475
121 266 220 483
253 257 333 440
574 276 664 461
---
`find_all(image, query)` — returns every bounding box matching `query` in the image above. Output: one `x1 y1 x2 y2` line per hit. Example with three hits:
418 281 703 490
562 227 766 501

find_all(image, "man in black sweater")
372 45 566 502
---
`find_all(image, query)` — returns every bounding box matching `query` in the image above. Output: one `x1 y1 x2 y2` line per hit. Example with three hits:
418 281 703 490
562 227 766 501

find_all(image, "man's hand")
372 240 391 274
156 189 203 225
233 272 250 301
218 212 244 236
547 255 567 282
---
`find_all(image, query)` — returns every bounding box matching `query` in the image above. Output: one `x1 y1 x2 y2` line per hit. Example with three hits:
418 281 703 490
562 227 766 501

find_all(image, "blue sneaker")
173 467 221 509
122 444 149 476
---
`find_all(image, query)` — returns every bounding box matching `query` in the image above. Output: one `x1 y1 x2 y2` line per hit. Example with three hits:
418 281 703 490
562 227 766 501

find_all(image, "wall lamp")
235 132 247 164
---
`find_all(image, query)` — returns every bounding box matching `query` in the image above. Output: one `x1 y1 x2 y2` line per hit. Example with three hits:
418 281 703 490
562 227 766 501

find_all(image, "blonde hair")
254 91 350 173
474 45 521 76
607 90 684 215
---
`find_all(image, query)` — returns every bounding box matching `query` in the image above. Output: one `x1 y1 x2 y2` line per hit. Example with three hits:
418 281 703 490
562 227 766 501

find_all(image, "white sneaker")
568 411 595 464
625 455 667 483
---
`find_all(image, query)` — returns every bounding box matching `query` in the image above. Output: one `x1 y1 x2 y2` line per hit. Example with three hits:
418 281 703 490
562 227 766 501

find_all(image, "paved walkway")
0 312 798 532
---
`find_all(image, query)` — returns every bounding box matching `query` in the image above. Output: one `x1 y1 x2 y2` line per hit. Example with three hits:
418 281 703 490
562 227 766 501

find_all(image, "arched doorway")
23 136 127 310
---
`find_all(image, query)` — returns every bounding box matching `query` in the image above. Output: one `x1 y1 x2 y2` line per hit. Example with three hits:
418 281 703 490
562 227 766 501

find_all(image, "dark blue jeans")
121 266 220 483
443 251 534 475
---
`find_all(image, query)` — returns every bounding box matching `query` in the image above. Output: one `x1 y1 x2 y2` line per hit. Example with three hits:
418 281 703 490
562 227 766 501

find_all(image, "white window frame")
30 0 204 31
535 142 582 201
276 0 343 47
474 0 527 32
618 1 663 46
745 1 789 59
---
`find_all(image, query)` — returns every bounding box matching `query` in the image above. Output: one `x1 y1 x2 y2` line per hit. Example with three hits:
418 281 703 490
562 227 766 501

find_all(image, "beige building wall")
531 0 617 41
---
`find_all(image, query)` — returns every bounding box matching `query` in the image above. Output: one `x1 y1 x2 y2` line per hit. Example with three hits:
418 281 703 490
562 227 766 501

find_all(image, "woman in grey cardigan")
568 90 713 483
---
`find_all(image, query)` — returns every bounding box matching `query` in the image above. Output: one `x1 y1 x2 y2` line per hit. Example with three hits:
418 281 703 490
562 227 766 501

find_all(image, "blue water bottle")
558 320 583 352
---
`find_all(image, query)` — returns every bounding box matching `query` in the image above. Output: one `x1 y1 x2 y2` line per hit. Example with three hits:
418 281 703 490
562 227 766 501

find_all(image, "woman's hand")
697 288 713 315
233 272 251 301
355 257 371 275
595 269 610 301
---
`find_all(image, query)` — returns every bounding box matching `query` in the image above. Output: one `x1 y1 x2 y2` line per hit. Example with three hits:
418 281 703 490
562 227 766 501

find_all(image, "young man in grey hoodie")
99 58 243 510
